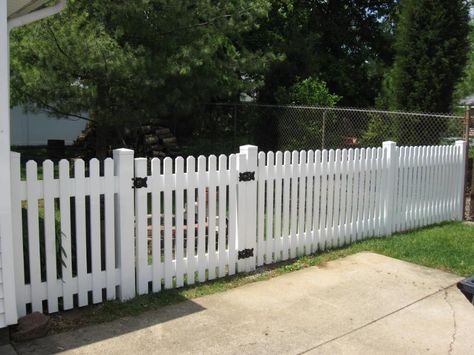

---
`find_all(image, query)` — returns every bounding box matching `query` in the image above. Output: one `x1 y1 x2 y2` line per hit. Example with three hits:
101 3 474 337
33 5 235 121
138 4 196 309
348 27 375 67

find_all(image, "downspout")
8 0 66 30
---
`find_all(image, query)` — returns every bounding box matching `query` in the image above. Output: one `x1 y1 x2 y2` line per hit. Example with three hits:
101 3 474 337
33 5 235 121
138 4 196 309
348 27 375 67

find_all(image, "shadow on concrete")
13 297 206 355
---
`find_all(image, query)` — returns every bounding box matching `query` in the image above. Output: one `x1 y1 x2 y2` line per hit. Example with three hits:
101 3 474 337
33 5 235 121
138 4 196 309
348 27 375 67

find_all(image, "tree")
381 0 469 145
10 0 277 157
252 0 398 107
276 77 341 107
454 23 474 108
272 76 342 150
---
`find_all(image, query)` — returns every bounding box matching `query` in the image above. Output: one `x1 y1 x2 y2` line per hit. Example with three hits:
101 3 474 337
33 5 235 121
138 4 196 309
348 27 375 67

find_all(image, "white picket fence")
9 141 465 317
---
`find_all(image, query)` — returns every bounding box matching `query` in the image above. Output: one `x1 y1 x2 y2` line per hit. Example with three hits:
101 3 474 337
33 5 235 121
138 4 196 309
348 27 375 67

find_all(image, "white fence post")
237 145 258 272
383 141 398 236
455 140 466 220
113 148 136 300
10 152 24 317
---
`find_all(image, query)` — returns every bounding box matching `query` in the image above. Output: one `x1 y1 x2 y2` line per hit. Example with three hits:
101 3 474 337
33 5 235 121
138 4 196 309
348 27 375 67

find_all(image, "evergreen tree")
253 0 397 107
386 0 469 144
10 0 276 156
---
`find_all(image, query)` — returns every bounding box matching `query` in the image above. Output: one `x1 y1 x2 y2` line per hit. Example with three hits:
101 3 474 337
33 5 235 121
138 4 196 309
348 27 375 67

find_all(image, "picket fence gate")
8 141 466 317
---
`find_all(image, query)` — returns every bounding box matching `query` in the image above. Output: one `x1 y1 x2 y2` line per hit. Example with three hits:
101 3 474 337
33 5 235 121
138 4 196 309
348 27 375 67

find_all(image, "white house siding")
11 106 87 146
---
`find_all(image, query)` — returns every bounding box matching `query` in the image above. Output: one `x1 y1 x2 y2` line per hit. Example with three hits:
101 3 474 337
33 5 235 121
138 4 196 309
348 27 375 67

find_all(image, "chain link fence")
181 103 465 156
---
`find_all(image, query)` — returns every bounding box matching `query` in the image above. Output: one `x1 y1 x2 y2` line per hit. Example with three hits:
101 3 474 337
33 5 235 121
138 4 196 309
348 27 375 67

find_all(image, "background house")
10 106 87 146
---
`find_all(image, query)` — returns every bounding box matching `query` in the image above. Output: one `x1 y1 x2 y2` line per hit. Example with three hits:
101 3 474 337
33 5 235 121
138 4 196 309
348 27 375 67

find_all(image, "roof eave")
7 0 66 30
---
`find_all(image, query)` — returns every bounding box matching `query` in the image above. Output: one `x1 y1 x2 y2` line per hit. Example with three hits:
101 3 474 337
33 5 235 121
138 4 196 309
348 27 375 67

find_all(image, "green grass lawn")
49 221 474 334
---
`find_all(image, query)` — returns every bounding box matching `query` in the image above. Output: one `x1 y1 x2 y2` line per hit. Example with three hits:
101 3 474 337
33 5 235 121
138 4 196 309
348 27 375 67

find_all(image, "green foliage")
255 0 398 107
387 0 469 114
274 77 341 151
361 112 396 146
454 23 474 106
10 0 277 154
375 0 469 145
276 77 341 106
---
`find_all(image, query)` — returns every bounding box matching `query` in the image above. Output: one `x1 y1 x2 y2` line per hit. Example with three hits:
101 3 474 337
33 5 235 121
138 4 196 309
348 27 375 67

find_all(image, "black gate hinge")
239 171 255 182
238 248 254 260
132 177 148 189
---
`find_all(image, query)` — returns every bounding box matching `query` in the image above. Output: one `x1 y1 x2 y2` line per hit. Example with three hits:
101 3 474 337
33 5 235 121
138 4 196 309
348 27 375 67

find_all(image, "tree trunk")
95 120 108 160
94 82 109 159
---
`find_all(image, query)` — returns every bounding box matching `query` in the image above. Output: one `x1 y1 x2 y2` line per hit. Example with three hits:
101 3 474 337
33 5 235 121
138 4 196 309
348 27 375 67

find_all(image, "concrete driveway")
11 252 474 354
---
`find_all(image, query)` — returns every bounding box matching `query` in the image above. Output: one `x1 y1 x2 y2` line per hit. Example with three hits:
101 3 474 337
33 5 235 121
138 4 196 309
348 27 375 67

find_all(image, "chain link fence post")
463 106 471 220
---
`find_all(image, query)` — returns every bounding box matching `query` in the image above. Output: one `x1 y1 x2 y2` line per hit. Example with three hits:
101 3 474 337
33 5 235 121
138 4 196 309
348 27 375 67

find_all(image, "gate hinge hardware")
132 177 148 189
238 248 254 260
239 171 255 182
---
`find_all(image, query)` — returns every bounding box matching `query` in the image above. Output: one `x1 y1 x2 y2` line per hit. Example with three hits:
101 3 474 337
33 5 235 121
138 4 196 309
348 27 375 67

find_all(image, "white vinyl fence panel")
6 141 465 321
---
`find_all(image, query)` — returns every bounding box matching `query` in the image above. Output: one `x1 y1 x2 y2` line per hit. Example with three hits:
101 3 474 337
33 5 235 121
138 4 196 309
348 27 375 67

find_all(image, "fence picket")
362 149 372 239
89 159 102 303
319 150 329 249
407 147 415 229
290 151 299 258
402 147 410 229
395 147 404 232
338 150 348 245
74 159 88 307
326 150 336 248
185 157 196 284
26 161 42 312
217 155 227 278
257 152 266 266
442 146 450 220
274 152 283 260
197 156 207 281
282 151 291 260
134 158 148 295
207 156 217 280
228 154 238 275
350 149 360 243
356 149 366 240
175 157 185 287
42 160 58 312
422 147 430 226
375 147 383 236
163 158 174 289
367 148 377 237
436 146 444 221
103 158 116 299
266 152 275 263
58 160 73 309
425 147 434 225
297 150 306 255
151 158 162 291
332 150 342 247
304 150 314 254
413 147 420 227
312 150 322 251
344 149 354 244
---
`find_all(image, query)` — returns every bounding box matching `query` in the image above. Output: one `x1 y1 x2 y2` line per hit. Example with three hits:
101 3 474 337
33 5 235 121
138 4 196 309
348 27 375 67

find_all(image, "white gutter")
7 0 66 30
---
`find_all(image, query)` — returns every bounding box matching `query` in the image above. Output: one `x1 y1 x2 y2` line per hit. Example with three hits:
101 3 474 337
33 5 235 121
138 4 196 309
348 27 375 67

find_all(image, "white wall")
11 106 88 146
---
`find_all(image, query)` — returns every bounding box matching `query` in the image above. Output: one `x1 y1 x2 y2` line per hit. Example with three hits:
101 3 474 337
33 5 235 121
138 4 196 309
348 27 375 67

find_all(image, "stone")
11 312 50 342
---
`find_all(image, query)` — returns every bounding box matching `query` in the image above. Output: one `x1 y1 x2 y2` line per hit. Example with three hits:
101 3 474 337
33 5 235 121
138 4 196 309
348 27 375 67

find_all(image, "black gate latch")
239 171 255 182
132 177 148 189
238 248 254 260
